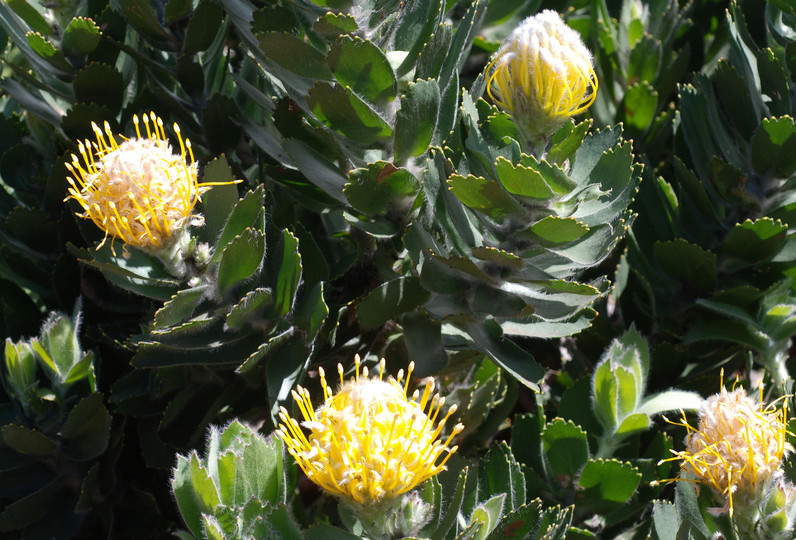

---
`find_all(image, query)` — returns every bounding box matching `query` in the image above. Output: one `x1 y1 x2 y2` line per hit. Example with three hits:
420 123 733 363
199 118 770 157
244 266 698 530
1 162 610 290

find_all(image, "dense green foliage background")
2 0 796 538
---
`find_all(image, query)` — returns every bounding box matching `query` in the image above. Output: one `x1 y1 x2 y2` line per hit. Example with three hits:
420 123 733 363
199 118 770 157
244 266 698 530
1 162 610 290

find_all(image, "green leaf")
282 138 348 204
25 32 71 72
1 425 56 455
73 62 123 113
547 120 590 166
202 155 241 245
0 478 61 532
357 276 430 329
653 239 716 291
61 393 111 461
165 0 193 22
651 500 681 540
576 459 641 512
226 288 273 330
184 0 224 55
469 494 505 540
211 185 265 263
173 454 207 539
448 174 525 219
345 161 420 215
37 311 81 383
429 468 469 540
481 442 525 511
399 311 448 377
258 32 333 80
7 0 51 35
294 282 328 339
307 82 393 144
541 419 589 481
392 0 444 76
266 229 302 318
394 79 441 162
463 320 544 391
118 0 176 47
312 12 358 39
592 361 618 432
495 158 552 199
525 217 590 245
154 285 209 328
718 218 788 264
62 17 102 55
638 390 703 416
217 228 266 298
4 339 36 398
624 82 658 131
326 35 396 104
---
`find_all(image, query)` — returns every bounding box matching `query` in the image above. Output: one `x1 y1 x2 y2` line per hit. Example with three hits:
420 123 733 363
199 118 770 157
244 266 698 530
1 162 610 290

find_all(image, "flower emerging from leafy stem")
660 375 793 519
65 112 229 258
277 356 463 537
486 9 597 154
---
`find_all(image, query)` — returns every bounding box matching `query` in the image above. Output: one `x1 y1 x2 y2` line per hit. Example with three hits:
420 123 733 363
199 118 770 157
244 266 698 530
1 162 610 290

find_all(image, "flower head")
662 382 792 517
486 10 597 146
66 112 213 253
277 356 463 506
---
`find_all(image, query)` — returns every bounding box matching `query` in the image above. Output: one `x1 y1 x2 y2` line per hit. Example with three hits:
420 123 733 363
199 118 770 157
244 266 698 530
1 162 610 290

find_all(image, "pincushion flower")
662 384 792 517
278 356 463 508
65 112 215 254
486 10 597 149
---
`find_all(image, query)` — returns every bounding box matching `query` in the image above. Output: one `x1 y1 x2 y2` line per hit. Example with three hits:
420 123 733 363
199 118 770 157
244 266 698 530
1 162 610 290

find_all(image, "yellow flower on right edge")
486 10 597 148
662 384 792 517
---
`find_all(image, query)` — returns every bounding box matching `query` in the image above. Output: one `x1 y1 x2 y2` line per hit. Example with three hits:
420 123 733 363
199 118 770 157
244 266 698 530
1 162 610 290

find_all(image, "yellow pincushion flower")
486 10 597 146
662 383 792 517
65 112 213 253
277 356 463 506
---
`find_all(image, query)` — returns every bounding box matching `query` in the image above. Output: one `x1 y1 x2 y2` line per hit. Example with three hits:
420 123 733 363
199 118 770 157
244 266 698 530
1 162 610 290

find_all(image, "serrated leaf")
211 185 265 263
155 285 209 328
73 62 123 113
312 12 358 38
267 230 302 318
8 0 51 35
258 32 333 80
226 288 273 330
217 228 265 298
547 120 590 166
119 0 175 47
61 393 111 461
525 217 589 245
62 16 101 55
307 82 393 144
469 494 505 540
184 0 224 55
393 0 444 76
653 239 716 291
719 218 788 264
624 82 658 131
25 32 71 72
576 459 641 512
541 419 589 481
395 79 441 162
202 155 240 244
448 174 525 219
294 282 328 339
345 161 420 215
357 276 430 329
327 35 396 103
1 425 56 455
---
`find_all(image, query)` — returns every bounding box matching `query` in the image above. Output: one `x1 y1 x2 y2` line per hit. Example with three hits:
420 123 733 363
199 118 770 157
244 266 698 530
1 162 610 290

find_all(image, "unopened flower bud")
486 10 597 151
